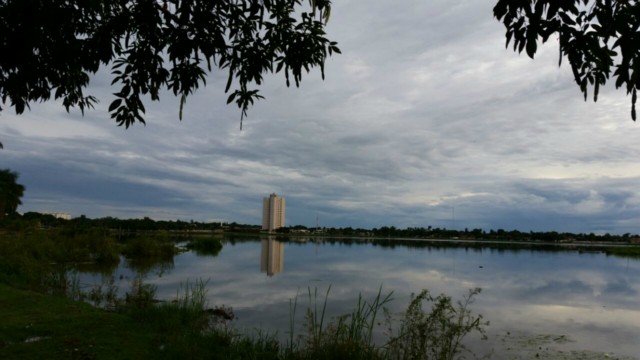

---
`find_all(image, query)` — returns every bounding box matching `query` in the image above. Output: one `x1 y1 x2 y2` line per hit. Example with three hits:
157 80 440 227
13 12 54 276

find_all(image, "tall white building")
262 193 285 231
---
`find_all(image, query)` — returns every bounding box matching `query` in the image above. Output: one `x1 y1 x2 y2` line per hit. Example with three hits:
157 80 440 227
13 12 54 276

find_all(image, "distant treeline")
1 212 639 244
0 212 260 233
278 225 640 244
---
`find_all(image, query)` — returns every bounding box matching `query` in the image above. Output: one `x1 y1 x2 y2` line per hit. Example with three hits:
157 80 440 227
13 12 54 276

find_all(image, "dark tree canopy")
0 169 25 219
494 0 639 120
0 0 637 133
0 0 339 129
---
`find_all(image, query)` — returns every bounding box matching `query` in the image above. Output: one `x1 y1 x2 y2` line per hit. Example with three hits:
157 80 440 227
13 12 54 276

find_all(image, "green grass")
605 246 640 259
0 280 280 360
0 283 155 360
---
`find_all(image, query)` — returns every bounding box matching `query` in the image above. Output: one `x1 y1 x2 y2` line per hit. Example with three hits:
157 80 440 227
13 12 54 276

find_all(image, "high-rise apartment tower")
262 193 285 231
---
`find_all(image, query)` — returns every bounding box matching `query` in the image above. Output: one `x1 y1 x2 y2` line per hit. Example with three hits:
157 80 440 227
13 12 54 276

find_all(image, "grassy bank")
0 280 486 360
0 279 280 360
0 283 155 359
0 227 487 359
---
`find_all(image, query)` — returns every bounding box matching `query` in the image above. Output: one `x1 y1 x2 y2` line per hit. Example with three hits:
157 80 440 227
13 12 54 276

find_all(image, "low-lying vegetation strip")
186 236 224 256
0 228 182 290
605 246 640 259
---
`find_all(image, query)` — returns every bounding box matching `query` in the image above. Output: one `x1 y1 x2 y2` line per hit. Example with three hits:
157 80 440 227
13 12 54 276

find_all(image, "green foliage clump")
0 169 25 220
0 0 339 128
186 237 223 256
605 246 640 259
121 235 177 259
282 286 487 360
386 288 488 360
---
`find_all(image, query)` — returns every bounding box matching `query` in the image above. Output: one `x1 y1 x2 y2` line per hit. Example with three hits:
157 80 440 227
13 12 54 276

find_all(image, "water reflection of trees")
370 239 581 254
219 235 620 256
74 258 121 276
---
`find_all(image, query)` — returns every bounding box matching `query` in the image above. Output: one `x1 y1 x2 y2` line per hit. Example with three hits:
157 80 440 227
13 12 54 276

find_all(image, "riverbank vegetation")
0 214 490 359
0 217 221 290
3 212 639 358
605 246 640 259
186 236 224 256
0 278 487 360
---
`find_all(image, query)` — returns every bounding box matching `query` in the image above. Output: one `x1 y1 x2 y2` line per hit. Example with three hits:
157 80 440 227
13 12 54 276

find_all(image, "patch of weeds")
121 236 178 260
186 237 223 256
87 276 120 310
124 275 157 310
385 287 488 360
605 246 640 259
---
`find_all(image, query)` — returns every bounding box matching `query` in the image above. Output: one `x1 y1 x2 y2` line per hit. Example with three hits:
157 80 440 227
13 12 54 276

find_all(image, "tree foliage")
0 0 339 129
494 0 639 120
1 0 637 132
0 169 25 219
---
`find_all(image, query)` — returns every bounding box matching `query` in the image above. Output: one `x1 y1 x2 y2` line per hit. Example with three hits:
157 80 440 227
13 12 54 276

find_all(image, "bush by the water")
186 237 223 256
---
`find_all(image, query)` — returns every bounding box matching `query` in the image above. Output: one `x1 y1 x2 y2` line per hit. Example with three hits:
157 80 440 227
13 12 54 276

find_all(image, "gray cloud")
2 0 639 233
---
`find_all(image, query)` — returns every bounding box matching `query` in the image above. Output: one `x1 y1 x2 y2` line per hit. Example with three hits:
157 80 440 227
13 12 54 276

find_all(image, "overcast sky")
2 0 639 234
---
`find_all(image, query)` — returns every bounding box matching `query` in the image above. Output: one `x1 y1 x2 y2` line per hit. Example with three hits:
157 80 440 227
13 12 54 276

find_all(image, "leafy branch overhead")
0 169 25 220
494 0 639 120
0 0 340 128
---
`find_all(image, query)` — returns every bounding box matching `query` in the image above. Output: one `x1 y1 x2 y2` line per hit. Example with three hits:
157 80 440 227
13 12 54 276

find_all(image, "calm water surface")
88 237 640 358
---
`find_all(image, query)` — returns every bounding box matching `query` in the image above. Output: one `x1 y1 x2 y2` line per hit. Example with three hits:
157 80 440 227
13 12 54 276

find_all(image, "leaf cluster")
0 0 339 128
0 169 25 220
494 0 639 120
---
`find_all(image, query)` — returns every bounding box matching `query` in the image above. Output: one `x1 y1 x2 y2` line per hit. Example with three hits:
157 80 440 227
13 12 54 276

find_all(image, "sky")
2 0 640 234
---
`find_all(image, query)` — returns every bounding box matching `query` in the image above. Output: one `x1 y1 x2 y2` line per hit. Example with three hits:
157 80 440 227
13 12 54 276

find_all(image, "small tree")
0 169 25 220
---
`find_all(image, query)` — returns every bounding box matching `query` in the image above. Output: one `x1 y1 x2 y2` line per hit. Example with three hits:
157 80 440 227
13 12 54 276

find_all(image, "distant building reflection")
261 237 284 277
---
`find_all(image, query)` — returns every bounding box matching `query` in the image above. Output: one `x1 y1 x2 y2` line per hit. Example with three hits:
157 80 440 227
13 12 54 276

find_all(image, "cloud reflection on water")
113 238 639 358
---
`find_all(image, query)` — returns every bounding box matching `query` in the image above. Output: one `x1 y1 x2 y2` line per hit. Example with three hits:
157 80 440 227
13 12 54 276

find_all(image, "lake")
83 236 640 359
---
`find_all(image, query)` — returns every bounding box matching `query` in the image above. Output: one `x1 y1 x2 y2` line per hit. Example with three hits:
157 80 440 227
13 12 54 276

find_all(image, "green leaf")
526 36 537 58
226 92 237 104
632 89 637 121
225 70 234 93
108 99 122 112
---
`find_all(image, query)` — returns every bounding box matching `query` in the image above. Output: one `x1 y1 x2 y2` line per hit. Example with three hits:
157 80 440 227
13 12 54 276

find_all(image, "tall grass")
283 286 486 360
297 286 393 360
2 264 488 360
385 288 488 360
